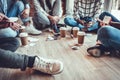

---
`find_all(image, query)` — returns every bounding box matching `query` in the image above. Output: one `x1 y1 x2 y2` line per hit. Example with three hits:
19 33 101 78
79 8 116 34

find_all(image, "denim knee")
99 11 111 20
15 1 24 8
15 1 25 16
98 26 113 38
64 17 71 25
11 38 20 48
0 28 18 38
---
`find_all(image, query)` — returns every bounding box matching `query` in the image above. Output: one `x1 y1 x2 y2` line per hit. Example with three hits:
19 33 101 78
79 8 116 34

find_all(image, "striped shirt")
73 0 103 19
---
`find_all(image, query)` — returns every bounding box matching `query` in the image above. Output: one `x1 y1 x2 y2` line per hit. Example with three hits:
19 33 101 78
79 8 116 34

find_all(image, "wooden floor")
0 31 120 80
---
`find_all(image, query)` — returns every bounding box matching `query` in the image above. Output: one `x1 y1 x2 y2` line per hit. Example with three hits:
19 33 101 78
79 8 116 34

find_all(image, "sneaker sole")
28 33 42 35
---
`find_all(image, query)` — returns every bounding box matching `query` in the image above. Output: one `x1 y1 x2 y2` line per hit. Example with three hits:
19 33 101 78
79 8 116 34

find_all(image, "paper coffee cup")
19 32 28 46
73 27 79 38
19 26 25 33
60 27 66 37
77 31 85 44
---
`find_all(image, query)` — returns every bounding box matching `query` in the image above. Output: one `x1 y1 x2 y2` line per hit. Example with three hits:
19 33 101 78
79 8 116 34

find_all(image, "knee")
0 28 18 38
98 26 112 37
39 19 50 25
15 1 24 7
33 15 51 25
12 38 20 48
45 20 50 25
9 38 20 52
101 11 110 15
0 33 17 38
64 17 71 24
14 1 24 12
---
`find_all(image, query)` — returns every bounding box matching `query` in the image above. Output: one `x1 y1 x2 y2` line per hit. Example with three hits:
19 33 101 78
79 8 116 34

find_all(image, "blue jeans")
98 26 120 50
0 1 30 38
99 12 120 22
0 37 29 71
64 12 120 31
0 28 18 38
33 0 62 30
7 1 30 23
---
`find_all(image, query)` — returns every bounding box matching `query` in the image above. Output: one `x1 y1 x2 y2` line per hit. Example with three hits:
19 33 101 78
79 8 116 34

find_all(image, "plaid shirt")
0 13 13 29
73 0 103 20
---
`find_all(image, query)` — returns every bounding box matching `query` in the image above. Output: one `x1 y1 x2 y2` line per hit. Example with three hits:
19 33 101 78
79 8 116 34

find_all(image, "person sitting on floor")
87 26 120 57
32 0 63 33
0 0 41 37
64 0 120 33
0 12 63 75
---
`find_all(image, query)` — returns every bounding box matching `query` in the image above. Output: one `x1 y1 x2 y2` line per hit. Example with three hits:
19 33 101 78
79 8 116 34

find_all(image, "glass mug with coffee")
77 31 85 45
19 32 28 46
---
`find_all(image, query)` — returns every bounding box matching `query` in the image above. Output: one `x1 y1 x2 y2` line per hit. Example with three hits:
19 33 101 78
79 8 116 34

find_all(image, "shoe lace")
36 57 53 72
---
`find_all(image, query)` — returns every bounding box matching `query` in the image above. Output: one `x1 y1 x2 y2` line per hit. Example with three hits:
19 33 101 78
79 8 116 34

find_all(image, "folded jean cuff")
21 55 29 71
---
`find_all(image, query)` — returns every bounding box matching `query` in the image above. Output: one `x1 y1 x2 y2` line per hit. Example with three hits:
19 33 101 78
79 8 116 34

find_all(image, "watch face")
103 16 111 24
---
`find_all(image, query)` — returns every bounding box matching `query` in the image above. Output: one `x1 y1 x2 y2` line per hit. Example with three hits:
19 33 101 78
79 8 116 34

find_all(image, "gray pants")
0 38 29 71
33 0 62 30
33 11 51 30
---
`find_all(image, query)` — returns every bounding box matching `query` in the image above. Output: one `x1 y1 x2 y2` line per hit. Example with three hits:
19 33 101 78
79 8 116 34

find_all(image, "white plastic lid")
19 32 28 37
73 27 79 30
9 17 18 22
20 26 25 29
77 31 85 35
60 27 66 30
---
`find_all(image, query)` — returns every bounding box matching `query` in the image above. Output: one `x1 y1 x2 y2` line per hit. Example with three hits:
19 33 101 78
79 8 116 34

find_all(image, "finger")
11 26 16 30
14 26 20 31
22 14 29 18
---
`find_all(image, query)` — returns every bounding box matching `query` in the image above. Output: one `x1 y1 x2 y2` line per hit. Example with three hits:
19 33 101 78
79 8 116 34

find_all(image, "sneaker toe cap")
51 61 64 74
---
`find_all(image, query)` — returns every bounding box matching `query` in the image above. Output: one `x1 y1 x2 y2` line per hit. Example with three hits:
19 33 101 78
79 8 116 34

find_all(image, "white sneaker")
25 24 42 35
33 56 63 75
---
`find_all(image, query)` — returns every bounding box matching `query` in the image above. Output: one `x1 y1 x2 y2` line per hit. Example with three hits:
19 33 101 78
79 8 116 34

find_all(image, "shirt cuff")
25 4 30 9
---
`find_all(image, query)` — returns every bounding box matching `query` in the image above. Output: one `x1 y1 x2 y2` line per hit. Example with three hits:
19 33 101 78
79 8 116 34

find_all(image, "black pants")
0 38 29 71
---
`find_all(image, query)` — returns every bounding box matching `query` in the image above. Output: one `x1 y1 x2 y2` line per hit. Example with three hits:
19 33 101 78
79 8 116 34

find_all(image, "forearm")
110 22 120 29
0 21 13 29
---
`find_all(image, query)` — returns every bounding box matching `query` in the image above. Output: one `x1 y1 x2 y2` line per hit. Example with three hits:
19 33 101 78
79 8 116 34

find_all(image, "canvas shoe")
87 44 105 57
33 56 63 75
25 24 42 35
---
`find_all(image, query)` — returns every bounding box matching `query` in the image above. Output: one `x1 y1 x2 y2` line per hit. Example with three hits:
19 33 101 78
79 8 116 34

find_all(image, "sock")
28 56 36 68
